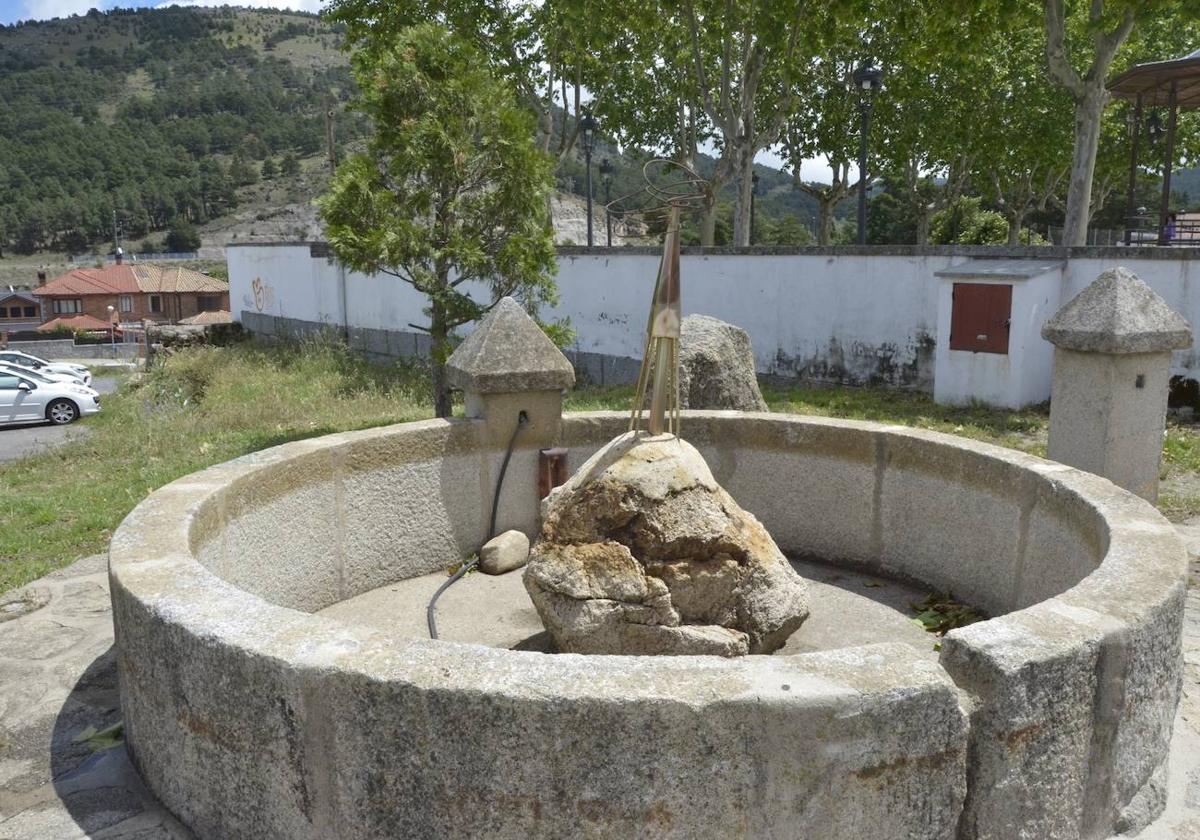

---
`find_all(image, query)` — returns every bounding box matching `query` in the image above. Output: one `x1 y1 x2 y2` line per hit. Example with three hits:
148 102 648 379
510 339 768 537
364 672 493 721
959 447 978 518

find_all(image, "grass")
4 341 1200 595
0 338 433 594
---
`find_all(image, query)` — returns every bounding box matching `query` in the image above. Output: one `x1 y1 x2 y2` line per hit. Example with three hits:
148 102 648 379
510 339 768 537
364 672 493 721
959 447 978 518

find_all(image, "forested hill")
0 5 365 257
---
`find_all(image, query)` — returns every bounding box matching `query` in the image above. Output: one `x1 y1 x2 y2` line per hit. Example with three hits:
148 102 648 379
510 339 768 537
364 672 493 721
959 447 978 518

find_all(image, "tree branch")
1043 0 1084 99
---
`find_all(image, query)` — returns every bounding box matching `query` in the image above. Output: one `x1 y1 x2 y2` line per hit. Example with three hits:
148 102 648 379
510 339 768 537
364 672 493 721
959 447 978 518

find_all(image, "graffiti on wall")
244 277 276 313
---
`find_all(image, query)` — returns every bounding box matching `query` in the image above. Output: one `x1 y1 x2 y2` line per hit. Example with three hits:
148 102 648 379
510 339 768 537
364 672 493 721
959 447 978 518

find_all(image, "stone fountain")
108 189 1190 837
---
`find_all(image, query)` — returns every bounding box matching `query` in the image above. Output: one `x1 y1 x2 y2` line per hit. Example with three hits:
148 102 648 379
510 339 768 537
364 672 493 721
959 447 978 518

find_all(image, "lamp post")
579 112 599 247
106 305 116 353
852 63 883 246
599 157 614 247
750 171 760 245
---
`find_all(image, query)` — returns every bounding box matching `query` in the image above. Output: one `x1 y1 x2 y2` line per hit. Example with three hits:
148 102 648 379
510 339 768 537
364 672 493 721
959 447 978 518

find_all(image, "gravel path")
0 543 1197 840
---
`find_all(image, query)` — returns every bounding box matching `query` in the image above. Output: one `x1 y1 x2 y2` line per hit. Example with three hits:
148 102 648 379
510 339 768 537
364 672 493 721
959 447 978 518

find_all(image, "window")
0 375 21 390
119 295 133 313
198 295 219 311
8 306 20 318
150 295 162 313
53 299 83 314
23 306 35 318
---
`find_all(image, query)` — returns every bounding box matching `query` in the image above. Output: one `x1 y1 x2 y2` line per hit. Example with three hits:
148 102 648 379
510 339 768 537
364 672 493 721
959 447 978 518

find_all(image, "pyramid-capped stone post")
446 297 575 448
1042 267 1192 501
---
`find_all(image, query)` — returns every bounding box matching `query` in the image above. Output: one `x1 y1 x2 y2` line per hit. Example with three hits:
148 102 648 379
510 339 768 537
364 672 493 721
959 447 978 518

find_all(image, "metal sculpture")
615 160 707 436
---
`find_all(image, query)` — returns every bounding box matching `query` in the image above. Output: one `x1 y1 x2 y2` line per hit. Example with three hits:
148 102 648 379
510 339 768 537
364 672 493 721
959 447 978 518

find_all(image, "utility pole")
325 100 338 172
112 209 120 255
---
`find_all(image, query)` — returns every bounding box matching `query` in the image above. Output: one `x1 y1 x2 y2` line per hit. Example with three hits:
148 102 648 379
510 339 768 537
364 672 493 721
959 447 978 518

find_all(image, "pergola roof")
1109 48 1200 108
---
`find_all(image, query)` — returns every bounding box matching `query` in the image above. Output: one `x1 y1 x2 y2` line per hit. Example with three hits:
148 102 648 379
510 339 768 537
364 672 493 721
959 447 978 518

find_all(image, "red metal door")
949 283 1011 354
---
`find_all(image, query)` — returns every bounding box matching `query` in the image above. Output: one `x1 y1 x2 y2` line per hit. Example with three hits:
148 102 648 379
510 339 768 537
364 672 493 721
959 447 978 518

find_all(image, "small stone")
478 530 530 575
678 314 768 412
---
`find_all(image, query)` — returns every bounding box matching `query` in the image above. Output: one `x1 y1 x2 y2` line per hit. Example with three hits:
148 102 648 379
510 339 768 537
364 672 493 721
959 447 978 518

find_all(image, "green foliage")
279 152 301 176
165 218 201 252
319 23 557 415
930 196 1048 245
261 157 278 179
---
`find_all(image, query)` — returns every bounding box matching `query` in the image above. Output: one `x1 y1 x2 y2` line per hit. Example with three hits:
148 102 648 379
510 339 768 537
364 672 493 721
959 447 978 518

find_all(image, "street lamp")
579 112 599 247
750 171 760 245
852 63 884 245
1147 111 1164 145
106 305 116 353
599 157 614 247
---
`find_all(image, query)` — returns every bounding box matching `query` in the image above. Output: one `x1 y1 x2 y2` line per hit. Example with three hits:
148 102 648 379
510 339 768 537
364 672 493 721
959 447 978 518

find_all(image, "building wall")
227 243 1200 392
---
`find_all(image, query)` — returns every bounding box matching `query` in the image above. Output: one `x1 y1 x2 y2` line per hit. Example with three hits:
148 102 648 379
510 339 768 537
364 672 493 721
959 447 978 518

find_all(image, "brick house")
33 263 229 326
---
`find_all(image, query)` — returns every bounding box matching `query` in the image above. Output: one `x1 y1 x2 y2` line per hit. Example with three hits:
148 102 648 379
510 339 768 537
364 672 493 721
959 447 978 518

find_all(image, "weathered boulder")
524 432 809 655
678 314 768 412
478 529 530 575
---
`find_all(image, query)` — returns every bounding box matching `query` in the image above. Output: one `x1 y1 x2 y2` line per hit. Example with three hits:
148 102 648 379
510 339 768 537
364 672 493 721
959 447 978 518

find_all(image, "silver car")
0 368 101 425
0 350 92 386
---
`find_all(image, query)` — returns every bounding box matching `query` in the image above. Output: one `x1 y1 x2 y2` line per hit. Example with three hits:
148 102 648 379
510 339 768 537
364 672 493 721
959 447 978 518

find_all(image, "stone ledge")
108 411 1188 839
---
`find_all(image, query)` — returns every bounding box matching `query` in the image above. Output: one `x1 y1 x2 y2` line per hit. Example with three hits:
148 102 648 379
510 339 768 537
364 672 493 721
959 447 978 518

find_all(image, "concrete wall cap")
1041 266 1193 353
445 296 575 393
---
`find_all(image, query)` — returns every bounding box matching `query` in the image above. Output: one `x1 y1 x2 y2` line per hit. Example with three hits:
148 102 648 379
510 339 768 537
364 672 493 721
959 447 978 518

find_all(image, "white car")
0 361 89 387
0 350 92 386
0 368 100 425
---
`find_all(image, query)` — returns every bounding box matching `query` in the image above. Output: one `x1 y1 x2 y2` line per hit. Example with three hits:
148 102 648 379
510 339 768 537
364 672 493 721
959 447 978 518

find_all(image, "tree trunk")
730 142 755 246
914 208 931 246
1062 86 1107 246
817 196 835 246
430 297 452 418
1007 214 1023 246
699 195 717 246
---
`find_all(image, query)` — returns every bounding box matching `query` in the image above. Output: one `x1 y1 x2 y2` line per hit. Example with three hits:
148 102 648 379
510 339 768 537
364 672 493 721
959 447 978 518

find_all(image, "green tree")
261 157 279 179
319 24 557 417
165 218 201 252
280 153 301 176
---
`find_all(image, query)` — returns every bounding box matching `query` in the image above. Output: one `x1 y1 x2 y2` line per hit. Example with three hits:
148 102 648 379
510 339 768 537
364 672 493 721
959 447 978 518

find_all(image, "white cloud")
18 1 108 21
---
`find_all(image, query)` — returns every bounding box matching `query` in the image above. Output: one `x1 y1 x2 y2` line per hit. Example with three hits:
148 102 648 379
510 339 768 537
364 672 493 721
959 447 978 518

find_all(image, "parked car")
0 368 100 425
0 350 92 386
0 361 91 387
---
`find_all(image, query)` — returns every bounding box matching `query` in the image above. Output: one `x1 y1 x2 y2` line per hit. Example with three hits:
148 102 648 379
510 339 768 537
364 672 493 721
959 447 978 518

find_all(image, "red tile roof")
178 310 233 325
38 314 113 332
35 264 228 296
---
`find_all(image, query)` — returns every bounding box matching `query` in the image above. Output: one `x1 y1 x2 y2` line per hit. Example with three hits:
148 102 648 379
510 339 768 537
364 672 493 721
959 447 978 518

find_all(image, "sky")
0 0 838 182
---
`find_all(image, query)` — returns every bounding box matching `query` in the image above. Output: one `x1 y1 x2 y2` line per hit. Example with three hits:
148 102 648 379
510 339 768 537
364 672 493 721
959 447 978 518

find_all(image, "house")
33 263 229 326
0 292 42 332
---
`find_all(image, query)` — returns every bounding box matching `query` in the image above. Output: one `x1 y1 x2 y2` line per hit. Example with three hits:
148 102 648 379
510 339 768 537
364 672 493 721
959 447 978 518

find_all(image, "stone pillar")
1042 267 1192 502
445 296 575 451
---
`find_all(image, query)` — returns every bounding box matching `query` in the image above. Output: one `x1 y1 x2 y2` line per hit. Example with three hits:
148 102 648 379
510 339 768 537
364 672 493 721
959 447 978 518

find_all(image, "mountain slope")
0 6 362 257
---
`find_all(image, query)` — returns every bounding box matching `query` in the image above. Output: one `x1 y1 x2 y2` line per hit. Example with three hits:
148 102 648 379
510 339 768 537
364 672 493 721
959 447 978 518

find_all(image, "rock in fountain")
524 431 809 655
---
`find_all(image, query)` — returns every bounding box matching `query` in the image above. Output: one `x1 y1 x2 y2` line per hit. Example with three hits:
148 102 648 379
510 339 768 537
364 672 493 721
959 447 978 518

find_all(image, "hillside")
0 5 363 259
0 4 842 266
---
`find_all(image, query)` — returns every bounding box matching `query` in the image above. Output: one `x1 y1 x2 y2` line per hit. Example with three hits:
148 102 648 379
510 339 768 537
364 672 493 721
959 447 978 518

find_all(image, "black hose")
427 410 528 640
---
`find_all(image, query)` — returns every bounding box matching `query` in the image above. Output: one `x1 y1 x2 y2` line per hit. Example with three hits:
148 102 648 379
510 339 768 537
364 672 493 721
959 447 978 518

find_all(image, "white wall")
227 245 1200 395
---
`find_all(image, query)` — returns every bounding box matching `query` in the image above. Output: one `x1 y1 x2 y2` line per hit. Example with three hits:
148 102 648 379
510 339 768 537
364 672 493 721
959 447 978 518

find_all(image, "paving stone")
53 582 112 619
0 620 85 661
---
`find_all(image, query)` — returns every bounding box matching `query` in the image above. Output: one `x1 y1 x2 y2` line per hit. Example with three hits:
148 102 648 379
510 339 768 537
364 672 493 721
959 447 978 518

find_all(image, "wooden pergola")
1108 47 1200 245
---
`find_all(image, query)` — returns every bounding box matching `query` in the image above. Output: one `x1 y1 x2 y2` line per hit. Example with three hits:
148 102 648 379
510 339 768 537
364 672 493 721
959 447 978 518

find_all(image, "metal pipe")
1159 81 1179 245
1125 95 1142 246
857 99 871 245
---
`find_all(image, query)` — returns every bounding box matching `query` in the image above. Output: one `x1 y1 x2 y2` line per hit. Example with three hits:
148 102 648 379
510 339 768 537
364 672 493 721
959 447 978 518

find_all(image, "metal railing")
69 252 200 264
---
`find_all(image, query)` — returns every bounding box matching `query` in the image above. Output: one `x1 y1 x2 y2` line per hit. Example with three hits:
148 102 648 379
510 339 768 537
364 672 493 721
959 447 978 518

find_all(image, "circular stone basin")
318 557 944 658
109 411 1189 840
